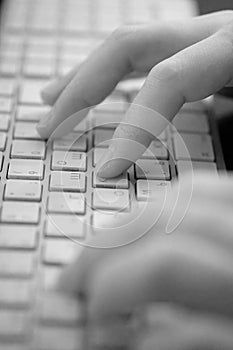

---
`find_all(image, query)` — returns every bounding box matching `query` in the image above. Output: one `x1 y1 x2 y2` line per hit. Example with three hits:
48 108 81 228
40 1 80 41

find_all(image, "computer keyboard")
0 0 225 349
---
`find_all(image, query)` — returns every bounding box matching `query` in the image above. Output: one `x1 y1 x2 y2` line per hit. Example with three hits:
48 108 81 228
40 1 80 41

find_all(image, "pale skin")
38 11 233 349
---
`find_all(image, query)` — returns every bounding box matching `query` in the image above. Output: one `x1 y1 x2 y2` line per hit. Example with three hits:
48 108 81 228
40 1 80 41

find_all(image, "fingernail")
97 145 132 179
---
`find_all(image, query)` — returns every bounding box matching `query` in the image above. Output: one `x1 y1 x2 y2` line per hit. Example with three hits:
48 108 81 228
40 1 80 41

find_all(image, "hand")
37 11 233 179
57 172 233 349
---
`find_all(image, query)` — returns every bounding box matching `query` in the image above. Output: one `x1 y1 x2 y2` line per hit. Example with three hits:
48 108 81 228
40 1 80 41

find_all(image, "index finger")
98 21 233 178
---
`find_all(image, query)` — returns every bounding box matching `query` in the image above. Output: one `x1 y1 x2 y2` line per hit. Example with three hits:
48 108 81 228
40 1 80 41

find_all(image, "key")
4 180 42 201
52 151 87 171
136 180 171 201
0 225 37 249
93 171 129 189
91 110 123 129
7 158 43 180
93 188 130 210
0 113 10 131
35 327 83 350
176 160 218 179
11 140 45 159
0 152 3 170
0 79 15 95
95 95 127 113
173 111 209 133
43 238 82 265
135 160 170 180
0 280 32 307
0 97 12 112
8 159 44 180
48 192 85 214
19 80 47 104
45 214 85 238
17 105 51 122
14 122 41 139
173 133 215 161
0 310 29 338
1 202 40 223
0 60 19 76
93 147 106 166
141 140 168 160
38 292 84 324
23 62 55 78
0 132 7 150
50 171 86 192
92 211 132 231
53 133 87 152
42 266 62 290
0 251 34 277
94 129 114 147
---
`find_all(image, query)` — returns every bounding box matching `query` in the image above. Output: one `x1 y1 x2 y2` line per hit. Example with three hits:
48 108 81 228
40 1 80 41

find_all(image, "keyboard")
0 0 225 349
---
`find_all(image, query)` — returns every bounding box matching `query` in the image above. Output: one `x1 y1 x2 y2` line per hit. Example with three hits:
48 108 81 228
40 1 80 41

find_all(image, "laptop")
0 0 226 349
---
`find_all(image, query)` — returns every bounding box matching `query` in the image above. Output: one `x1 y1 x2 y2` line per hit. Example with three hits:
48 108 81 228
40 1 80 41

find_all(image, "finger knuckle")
148 58 182 86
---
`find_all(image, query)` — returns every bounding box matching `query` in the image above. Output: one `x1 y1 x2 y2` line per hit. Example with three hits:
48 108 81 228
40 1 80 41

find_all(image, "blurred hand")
58 172 233 349
37 11 233 178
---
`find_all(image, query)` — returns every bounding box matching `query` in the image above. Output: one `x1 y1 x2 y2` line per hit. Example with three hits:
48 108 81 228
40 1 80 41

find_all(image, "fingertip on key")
97 158 133 179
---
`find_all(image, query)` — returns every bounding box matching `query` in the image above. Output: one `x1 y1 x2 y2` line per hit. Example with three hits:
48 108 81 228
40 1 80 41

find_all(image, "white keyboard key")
0 132 7 150
95 95 127 113
4 180 42 201
45 214 85 238
20 80 47 104
35 327 83 350
0 225 37 249
0 151 3 170
14 122 41 139
93 188 130 210
93 171 129 189
0 113 10 131
42 266 62 290
50 171 86 192
23 62 55 78
53 133 87 152
0 79 15 95
43 239 81 265
93 147 106 166
136 180 171 201
92 210 132 230
0 251 34 277
0 280 31 306
38 292 83 324
52 151 87 171
173 111 209 133
0 97 12 112
141 140 168 159
177 160 218 179
0 60 19 76
174 133 215 161
0 310 29 338
91 110 123 129
11 140 45 159
48 192 85 214
135 160 170 180
17 105 51 122
8 159 44 179
94 129 114 147
1 202 40 223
